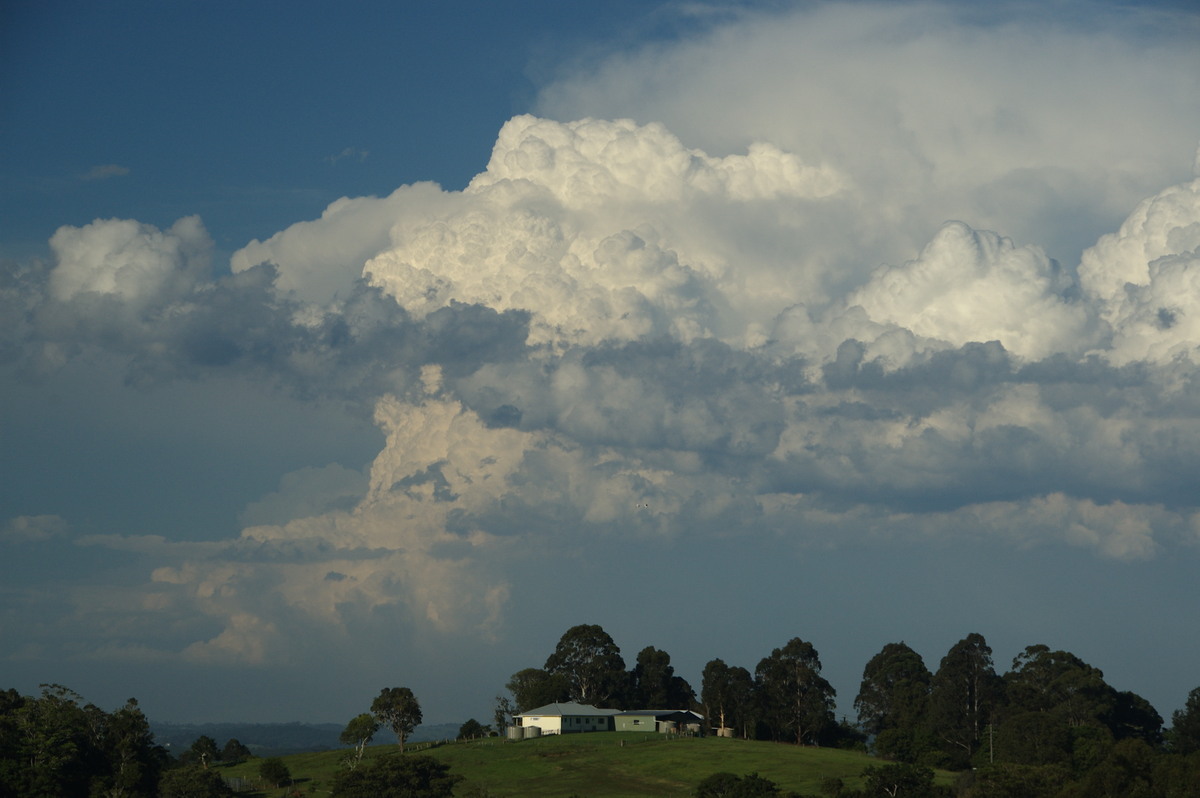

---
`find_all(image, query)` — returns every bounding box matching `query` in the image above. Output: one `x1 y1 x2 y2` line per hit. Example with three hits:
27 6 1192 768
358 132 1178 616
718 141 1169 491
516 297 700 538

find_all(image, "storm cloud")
2 0 1198 725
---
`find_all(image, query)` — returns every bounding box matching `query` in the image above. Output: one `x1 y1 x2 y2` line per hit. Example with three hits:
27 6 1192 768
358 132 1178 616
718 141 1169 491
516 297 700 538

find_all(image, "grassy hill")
218 731 955 796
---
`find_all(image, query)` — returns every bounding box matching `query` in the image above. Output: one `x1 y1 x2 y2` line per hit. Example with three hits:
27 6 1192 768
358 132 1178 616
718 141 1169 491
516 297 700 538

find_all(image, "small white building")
515 702 620 735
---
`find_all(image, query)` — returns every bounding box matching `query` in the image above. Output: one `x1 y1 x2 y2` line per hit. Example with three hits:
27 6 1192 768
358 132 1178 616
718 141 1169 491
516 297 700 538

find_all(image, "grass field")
218 732 955 796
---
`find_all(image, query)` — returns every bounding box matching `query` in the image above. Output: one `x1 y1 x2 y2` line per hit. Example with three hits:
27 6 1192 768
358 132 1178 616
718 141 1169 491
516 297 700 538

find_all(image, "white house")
514 702 621 735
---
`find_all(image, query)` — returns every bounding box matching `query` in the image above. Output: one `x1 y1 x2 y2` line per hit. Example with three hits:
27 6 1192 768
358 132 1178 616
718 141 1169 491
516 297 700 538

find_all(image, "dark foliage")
695 771 781 797
330 753 460 798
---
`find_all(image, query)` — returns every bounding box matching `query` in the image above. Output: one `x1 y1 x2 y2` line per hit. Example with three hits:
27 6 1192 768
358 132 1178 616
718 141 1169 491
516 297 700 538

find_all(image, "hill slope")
221 731 952 796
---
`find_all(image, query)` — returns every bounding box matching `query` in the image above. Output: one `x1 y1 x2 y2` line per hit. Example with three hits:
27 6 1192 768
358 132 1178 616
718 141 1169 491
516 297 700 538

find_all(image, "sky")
2 0 1200 728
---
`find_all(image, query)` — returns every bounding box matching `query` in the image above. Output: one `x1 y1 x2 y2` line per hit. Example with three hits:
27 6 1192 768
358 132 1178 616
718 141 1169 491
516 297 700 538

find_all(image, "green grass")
216 732 956 797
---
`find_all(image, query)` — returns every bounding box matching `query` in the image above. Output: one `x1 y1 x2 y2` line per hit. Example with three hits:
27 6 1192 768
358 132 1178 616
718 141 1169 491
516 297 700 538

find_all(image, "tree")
544 624 628 707
340 713 379 769
0 685 167 798
1110 690 1163 747
331 753 460 798
187 735 220 769
928 633 1000 767
219 737 251 764
100 697 165 796
1169 686 1200 754
754 637 836 745
457 718 488 739
371 687 422 753
861 762 936 797
258 756 291 788
493 695 515 735
505 668 569 713
1004 645 1114 726
630 646 695 709
158 765 234 798
855 642 933 762
701 660 756 738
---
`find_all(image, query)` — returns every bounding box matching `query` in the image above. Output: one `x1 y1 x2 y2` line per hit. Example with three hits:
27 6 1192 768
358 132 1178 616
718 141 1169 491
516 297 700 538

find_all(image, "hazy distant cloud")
239 463 368 527
2 514 69 543
327 146 369 165
80 164 130 181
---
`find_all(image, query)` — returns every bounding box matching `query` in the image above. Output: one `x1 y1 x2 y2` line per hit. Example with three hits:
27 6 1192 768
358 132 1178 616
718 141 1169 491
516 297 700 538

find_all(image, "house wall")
614 714 657 732
559 714 611 733
519 715 561 735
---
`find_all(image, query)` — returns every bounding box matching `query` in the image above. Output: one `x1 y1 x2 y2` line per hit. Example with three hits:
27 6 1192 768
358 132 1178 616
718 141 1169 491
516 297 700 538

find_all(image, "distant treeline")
3 624 1199 797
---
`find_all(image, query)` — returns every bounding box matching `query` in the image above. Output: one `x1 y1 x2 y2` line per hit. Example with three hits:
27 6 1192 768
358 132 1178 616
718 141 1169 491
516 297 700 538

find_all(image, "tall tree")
339 713 379 769
630 646 695 708
754 637 836 745
493 695 515 735
544 624 627 707
855 642 932 762
1004 645 1114 726
100 697 164 796
929 633 1000 768
702 659 735 733
371 687 422 753
1168 686 1200 754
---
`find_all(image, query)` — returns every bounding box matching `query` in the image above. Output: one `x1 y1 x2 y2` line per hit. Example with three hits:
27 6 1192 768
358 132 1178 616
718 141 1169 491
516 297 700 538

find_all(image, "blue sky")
2 0 1200 730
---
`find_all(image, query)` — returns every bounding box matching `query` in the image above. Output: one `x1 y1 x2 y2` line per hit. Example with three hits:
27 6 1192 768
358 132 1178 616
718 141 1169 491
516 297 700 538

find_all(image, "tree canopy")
754 637 836 746
371 687 422 753
544 624 628 707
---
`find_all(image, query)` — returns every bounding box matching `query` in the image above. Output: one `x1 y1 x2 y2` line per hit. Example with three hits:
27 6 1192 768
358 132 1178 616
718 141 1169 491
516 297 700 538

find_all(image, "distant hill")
149 720 462 757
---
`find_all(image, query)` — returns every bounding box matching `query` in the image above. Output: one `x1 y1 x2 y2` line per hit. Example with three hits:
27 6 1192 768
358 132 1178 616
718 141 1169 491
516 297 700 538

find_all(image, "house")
614 709 706 734
513 702 620 735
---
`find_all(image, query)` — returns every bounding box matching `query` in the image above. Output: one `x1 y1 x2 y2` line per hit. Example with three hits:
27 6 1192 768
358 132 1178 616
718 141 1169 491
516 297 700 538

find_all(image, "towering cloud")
6 2 1199 684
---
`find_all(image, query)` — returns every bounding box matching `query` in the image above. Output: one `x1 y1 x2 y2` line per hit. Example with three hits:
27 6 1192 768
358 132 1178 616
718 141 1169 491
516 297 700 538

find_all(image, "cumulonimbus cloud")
11 2 1200 665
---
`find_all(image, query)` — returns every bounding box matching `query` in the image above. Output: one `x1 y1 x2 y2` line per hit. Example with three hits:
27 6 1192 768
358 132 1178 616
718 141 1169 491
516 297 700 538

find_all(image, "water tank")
525 725 541 738
506 726 525 740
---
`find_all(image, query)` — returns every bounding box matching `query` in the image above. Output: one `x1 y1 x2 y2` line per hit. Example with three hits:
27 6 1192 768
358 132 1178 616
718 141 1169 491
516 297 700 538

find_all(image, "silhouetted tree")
754 637 836 745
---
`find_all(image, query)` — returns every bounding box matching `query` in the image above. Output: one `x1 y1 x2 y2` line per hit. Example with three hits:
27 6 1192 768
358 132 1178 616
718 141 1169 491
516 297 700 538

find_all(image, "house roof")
615 709 705 720
516 702 620 717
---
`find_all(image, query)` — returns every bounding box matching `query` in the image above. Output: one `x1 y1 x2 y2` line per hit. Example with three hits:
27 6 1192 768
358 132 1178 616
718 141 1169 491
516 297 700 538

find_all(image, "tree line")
497 624 1200 797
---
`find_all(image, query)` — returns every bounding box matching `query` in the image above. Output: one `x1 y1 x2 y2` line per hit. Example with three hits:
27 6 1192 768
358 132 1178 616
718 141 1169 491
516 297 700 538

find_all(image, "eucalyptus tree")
339 713 379 769
370 687 422 753
929 633 1001 767
630 646 695 709
754 637 836 745
544 624 627 707
855 641 933 762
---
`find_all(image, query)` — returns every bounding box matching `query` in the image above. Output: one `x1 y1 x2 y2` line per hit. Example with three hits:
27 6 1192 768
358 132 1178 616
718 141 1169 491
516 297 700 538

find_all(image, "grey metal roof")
516 702 621 717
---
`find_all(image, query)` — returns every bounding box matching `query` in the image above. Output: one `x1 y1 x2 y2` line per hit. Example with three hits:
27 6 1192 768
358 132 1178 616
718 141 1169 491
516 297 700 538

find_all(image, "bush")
158 765 233 798
331 754 460 798
695 771 781 797
258 757 291 788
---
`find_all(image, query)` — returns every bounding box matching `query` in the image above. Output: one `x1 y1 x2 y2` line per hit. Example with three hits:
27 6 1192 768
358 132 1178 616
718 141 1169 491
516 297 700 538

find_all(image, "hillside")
219 731 953 796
